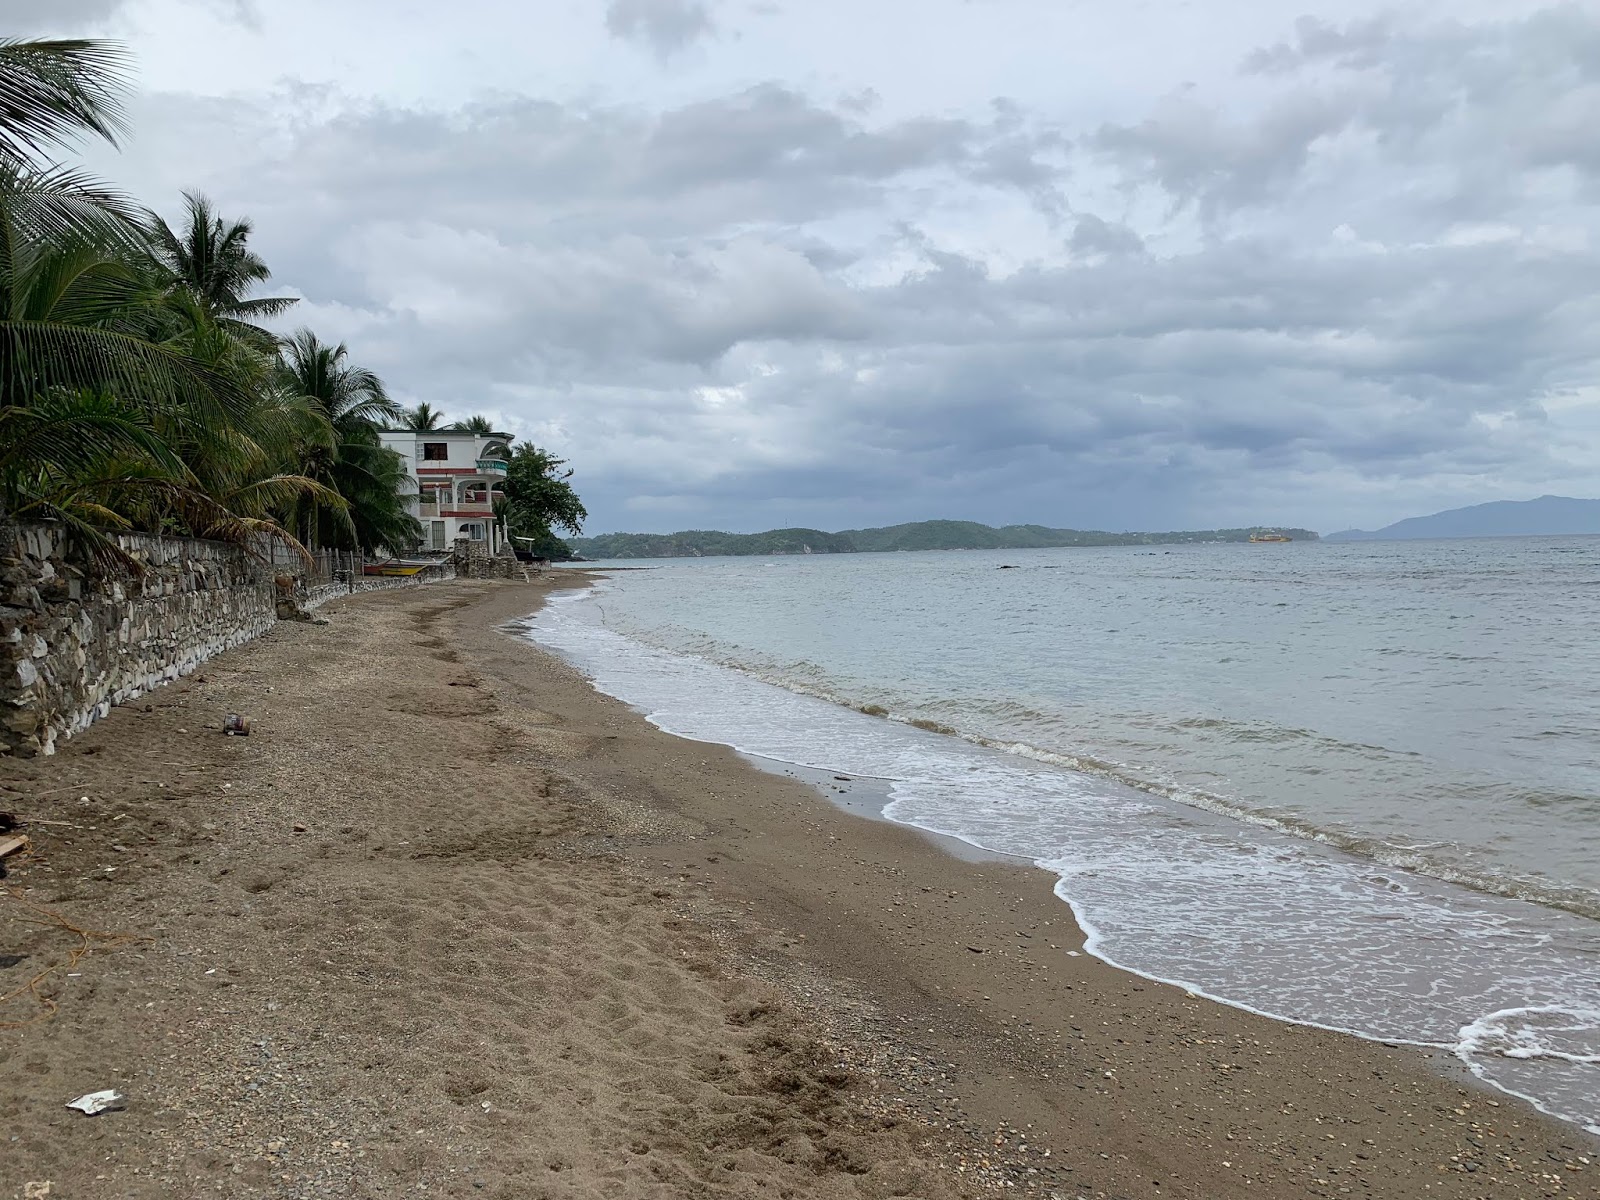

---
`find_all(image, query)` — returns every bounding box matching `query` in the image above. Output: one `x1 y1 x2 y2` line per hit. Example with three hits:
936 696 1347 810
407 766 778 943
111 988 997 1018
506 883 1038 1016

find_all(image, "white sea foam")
524 582 1600 1135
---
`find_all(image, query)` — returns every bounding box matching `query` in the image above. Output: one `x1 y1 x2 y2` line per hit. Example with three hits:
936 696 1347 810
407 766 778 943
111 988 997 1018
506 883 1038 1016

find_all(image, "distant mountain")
1325 496 1600 542
567 520 1320 560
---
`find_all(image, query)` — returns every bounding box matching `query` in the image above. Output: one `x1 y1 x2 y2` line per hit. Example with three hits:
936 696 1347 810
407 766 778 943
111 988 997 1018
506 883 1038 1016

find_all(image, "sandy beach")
1 576 1595 1199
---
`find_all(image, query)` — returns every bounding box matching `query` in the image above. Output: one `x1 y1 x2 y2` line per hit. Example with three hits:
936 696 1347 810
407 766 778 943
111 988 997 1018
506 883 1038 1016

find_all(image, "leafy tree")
0 37 128 164
497 444 586 557
0 39 139 246
142 192 296 351
0 36 580 569
276 329 419 553
403 401 445 431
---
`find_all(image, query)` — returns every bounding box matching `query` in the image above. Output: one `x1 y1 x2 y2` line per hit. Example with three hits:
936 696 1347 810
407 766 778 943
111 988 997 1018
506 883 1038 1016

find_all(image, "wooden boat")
362 560 434 577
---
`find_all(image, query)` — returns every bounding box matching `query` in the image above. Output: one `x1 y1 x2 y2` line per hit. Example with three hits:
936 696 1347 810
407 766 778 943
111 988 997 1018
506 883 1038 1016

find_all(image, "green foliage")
275 330 417 554
451 414 495 434
0 36 471 565
403 401 445 431
0 38 129 165
497 444 586 554
141 192 296 352
569 521 1321 559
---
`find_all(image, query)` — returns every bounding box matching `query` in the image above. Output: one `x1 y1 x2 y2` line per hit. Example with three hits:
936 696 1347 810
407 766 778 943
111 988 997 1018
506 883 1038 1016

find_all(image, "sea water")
521 539 1600 1134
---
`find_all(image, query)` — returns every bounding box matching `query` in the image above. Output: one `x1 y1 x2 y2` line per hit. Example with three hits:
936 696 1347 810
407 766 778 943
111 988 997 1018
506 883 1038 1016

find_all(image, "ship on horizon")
1249 530 1293 543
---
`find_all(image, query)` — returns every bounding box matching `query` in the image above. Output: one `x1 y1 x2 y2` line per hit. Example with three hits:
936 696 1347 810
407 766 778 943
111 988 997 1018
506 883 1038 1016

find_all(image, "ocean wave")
524 581 1600 1134
586 595 1600 922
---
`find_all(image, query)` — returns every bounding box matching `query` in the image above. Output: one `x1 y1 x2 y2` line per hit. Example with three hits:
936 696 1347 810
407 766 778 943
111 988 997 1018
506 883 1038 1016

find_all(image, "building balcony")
441 501 496 517
476 459 508 474
418 501 441 518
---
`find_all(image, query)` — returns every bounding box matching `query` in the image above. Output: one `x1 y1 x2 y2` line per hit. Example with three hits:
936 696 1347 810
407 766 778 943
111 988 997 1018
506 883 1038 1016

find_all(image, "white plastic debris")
65 1090 124 1116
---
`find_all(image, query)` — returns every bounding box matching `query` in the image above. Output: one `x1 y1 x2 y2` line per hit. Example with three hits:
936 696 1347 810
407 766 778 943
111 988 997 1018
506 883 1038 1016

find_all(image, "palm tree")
404 401 445 431
0 39 139 245
0 209 313 561
277 329 419 552
0 38 129 165
142 192 296 351
278 329 399 429
451 414 495 434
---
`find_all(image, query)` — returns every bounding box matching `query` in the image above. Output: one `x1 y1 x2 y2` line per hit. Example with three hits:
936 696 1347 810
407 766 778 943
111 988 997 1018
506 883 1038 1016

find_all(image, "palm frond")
0 38 131 164
0 159 141 246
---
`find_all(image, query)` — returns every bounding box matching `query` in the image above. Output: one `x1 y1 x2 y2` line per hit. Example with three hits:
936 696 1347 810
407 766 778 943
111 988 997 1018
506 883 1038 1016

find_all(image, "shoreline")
530 566 1600 1139
1 577 1594 1198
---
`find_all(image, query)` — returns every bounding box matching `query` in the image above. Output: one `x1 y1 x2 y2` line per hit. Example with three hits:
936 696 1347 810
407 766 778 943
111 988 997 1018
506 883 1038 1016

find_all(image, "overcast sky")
21 0 1600 533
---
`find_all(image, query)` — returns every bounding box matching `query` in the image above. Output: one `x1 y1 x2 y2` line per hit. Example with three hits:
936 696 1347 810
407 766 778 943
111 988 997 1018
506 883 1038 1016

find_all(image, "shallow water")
526 539 1600 1133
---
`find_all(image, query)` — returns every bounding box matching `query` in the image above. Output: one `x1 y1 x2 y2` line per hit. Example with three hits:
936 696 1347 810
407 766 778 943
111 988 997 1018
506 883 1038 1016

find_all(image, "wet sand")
0 576 1594 1198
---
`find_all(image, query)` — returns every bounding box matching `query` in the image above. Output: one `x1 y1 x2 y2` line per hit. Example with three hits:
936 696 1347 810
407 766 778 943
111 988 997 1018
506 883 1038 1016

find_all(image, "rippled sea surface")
524 538 1600 1132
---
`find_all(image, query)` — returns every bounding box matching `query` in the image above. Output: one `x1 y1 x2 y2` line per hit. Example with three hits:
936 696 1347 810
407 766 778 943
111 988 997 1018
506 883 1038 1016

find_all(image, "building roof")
379 427 514 440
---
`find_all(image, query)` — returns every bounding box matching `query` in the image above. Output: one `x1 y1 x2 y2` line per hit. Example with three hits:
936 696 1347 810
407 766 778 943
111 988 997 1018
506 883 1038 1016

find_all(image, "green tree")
0 39 139 245
497 444 586 558
0 37 128 164
403 401 445 430
276 329 419 553
451 414 496 434
142 192 296 351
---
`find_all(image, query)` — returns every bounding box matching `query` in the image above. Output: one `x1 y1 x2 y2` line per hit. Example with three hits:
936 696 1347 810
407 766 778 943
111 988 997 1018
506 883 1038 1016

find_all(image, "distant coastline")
1326 495 1600 542
568 519 1319 560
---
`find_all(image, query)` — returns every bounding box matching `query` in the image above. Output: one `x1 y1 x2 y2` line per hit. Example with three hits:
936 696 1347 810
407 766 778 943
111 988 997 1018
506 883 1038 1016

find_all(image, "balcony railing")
441 500 496 516
476 459 508 473
418 501 440 518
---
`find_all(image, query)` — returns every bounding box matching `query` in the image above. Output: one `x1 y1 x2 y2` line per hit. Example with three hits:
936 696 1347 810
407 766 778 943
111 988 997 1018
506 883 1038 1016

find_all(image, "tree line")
570 520 1321 559
0 37 584 566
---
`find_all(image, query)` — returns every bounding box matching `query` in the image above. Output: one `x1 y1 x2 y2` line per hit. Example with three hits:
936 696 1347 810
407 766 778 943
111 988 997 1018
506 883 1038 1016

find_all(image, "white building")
378 428 513 554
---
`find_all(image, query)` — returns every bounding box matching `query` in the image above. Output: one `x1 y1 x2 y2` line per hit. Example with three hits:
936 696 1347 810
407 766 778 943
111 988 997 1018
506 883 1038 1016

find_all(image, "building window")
422 442 449 461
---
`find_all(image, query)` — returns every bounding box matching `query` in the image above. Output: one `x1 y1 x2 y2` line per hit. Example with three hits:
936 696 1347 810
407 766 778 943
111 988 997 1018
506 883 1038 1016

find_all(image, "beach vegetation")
570 520 1322 559
402 401 445 431
497 444 587 558
0 35 552 565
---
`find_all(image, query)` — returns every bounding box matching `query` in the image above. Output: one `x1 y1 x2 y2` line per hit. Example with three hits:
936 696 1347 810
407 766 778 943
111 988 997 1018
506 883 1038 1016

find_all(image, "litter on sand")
223 714 251 736
65 1090 125 1115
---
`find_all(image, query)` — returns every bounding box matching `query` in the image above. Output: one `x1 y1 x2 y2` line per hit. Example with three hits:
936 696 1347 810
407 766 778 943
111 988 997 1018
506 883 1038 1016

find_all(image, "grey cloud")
605 0 716 57
1096 8 1600 231
6 0 257 33
1068 214 1142 258
7 0 124 33
1242 15 1395 75
222 83 1038 248
101 8 1600 534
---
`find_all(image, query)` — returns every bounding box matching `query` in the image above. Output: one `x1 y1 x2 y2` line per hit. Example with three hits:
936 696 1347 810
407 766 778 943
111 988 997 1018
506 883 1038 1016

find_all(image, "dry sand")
0 576 1595 1199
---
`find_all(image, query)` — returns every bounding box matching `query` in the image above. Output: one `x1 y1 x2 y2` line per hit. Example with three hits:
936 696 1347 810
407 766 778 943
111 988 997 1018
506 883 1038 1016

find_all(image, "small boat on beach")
362 559 436 577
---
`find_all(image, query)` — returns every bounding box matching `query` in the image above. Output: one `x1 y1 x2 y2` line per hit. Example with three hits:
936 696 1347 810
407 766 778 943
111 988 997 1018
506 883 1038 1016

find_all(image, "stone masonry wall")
452 538 529 580
0 525 275 756
1 525 455 756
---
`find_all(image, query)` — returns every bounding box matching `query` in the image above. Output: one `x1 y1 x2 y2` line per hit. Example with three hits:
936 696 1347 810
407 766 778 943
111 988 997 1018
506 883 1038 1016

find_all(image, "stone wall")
0 525 455 756
453 538 529 580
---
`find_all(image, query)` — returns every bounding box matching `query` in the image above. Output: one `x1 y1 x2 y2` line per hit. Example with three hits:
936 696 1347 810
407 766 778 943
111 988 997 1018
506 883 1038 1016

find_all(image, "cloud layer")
43 2 1600 532
605 0 717 57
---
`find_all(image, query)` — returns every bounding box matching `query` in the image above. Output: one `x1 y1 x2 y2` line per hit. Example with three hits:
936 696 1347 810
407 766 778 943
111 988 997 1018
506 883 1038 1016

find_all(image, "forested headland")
568 519 1320 559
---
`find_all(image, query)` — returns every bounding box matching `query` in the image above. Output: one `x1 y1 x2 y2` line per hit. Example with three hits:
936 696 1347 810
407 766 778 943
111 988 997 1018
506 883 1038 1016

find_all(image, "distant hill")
567 520 1320 560
1324 496 1600 542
